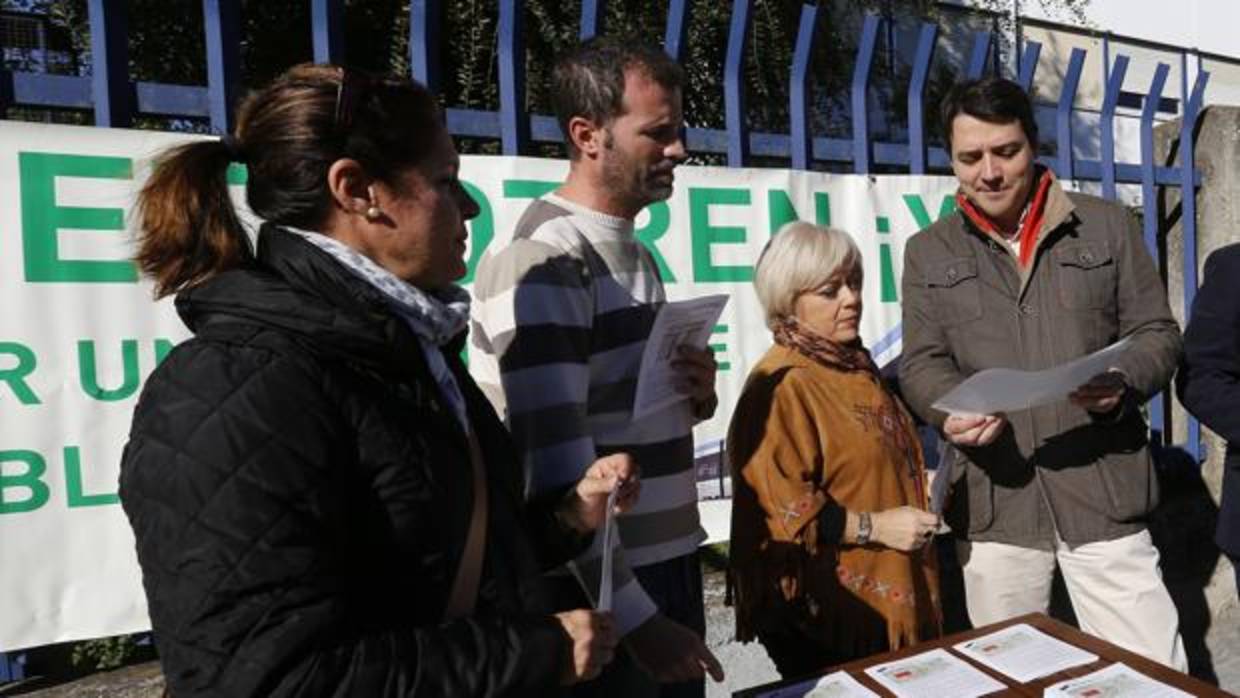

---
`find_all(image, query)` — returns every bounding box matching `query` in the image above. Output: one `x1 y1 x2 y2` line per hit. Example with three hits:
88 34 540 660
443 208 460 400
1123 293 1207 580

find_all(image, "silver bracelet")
856 511 873 545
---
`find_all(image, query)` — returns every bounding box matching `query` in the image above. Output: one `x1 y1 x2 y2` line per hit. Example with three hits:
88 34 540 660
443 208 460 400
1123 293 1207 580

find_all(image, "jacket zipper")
984 230 1063 547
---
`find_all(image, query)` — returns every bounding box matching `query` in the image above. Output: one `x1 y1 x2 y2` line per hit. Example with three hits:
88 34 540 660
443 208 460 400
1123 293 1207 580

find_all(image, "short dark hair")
551 37 684 159
940 77 1038 152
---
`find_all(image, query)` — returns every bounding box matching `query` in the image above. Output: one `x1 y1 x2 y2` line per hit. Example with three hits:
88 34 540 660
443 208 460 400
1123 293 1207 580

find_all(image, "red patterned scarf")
772 317 878 376
956 166 1054 268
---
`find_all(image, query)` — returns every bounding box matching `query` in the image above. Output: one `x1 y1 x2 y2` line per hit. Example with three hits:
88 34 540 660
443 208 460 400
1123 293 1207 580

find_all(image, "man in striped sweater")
471 38 724 696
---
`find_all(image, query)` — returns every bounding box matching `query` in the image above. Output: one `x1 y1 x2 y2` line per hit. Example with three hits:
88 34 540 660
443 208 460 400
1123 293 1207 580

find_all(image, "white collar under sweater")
544 192 635 242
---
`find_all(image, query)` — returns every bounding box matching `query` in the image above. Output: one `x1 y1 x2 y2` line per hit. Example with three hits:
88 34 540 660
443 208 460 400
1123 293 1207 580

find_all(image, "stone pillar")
1155 106 1240 623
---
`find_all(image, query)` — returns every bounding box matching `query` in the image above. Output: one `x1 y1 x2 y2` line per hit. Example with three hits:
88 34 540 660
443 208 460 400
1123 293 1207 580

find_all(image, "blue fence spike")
664 0 690 61
1055 48 1087 180
849 15 882 171
312 0 344 64
1099 54 1129 200
789 3 819 171
409 0 441 91
498 0 529 155
1138 61 1170 443
1018 41 1041 92
203 0 240 134
850 15 881 175
1140 63 1170 262
1102 33 1111 86
907 22 938 174
723 0 752 167
580 0 605 39
0 651 25 683
0 70 12 115
966 30 993 79
87 0 131 127
1181 67 1210 461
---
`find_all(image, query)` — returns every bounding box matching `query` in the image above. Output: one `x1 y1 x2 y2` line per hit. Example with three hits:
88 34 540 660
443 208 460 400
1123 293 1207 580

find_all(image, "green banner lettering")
65 446 120 508
903 193 957 230
461 181 494 284
635 201 675 282
690 187 752 282
0 341 40 404
877 216 897 303
0 450 50 514
154 338 176 366
78 339 141 401
767 190 832 234
20 152 136 282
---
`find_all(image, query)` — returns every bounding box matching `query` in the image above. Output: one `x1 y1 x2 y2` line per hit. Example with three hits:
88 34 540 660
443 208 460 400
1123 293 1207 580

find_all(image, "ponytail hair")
134 138 252 298
133 63 442 298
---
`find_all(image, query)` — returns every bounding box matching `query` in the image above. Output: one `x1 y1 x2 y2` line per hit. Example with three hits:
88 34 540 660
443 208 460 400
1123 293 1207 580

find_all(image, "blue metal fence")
0 0 1218 678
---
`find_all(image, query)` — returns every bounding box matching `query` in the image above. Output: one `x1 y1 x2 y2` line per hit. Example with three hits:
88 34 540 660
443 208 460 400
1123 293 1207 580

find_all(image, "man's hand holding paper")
943 413 1007 447
1068 369 1128 414
932 337 1132 416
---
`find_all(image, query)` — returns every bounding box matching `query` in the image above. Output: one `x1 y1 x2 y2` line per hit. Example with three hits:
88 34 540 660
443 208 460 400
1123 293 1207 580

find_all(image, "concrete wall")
1155 106 1240 627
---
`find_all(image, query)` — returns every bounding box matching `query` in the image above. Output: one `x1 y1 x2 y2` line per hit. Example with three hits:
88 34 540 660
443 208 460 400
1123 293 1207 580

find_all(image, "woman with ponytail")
120 64 637 697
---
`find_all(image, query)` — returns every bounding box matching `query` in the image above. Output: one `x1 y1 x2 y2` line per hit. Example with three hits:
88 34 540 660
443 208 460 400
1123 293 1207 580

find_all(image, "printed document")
755 670 880 698
632 294 729 419
953 623 1098 682
864 648 1005 698
932 337 1131 414
570 487 620 611
597 488 618 612
1043 662 1192 697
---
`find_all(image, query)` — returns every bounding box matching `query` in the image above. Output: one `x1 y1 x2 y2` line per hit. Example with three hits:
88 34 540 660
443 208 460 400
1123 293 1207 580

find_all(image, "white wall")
1019 0 1238 59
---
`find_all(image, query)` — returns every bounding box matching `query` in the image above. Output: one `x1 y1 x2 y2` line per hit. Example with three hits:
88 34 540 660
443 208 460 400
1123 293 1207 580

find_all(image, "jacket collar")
175 224 441 378
957 170 1077 270
958 166 1076 255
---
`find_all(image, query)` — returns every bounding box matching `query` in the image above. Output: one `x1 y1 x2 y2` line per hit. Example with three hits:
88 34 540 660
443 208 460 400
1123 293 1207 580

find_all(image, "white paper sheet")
597 487 618 612
953 623 1098 683
864 648 1006 698
931 337 1131 414
928 459 953 520
755 670 880 698
1043 662 1193 697
631 294 729 420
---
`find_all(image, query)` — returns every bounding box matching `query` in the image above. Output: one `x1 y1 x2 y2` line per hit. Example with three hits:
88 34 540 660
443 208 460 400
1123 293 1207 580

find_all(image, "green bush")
71 635 140 671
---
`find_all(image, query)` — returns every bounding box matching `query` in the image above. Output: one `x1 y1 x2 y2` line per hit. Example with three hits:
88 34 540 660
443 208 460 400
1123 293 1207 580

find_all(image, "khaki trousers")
957 530 1187 671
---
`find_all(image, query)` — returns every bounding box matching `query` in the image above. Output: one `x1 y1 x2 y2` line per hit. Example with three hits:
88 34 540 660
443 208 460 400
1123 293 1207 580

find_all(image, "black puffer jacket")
120 226 584 697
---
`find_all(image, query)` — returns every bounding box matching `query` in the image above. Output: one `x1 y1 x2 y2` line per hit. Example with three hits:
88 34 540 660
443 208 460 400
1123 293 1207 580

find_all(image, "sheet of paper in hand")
931 337 1131 415
598 487 618 612
631 294 729 420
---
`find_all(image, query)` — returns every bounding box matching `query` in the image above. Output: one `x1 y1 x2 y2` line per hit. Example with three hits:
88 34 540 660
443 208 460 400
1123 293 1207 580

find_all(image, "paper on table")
864 648 1005 698
1043 662 1192 698
754 670 880 698
631 294 729 420
953 623 1098 683
932 337 1131 415
597 487 618 612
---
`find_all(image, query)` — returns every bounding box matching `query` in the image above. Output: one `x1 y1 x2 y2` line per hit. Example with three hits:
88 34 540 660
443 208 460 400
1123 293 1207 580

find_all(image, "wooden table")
734 612 1232 697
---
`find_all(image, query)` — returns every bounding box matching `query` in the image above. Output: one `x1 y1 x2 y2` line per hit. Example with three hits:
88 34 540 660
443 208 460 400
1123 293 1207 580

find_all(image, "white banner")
0 121 958 651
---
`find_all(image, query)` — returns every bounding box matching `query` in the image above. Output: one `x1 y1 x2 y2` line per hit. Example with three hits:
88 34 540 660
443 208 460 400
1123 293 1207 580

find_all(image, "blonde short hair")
753 222 862 329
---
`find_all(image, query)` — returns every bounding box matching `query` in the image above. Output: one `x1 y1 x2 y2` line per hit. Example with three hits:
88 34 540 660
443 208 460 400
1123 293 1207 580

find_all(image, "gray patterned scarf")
285 227 471 347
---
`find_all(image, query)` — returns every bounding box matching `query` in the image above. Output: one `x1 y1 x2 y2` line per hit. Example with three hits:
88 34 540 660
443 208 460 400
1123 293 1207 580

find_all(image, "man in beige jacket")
899 77 1186 670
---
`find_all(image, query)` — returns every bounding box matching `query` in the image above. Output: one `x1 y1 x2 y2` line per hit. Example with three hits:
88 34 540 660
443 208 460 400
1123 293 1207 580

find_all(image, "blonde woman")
727 222 941 677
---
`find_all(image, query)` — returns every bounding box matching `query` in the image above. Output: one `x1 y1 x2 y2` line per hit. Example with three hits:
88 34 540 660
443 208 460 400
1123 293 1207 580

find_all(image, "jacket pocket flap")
926 257 978 288
1055 241 1112 269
